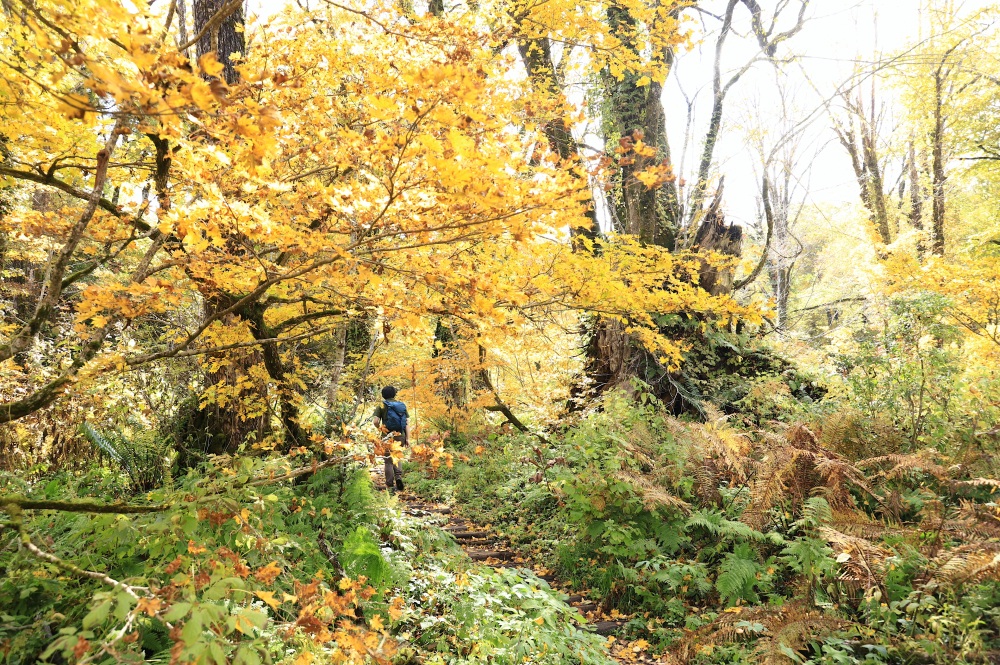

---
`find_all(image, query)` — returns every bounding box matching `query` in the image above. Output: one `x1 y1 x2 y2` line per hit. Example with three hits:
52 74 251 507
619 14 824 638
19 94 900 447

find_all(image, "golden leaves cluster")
1 0 760 424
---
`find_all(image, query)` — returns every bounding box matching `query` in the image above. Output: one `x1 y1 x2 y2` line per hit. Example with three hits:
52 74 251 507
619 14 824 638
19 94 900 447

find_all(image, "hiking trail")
393 487 665 664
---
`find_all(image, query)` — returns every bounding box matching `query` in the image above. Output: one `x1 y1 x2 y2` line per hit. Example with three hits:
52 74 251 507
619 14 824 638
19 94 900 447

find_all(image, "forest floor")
374 464 665 664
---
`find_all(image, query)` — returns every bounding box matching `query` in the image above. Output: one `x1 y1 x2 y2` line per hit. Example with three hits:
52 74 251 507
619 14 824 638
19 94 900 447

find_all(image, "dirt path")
398 492 665 664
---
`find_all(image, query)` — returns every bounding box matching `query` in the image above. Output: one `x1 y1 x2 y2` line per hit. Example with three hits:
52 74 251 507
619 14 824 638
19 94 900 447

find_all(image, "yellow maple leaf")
198 52 226 78
255 590 280 609
190 80 216 111
388 597 405 621
136 597 162 617
57 93 91 122
254 561 282 584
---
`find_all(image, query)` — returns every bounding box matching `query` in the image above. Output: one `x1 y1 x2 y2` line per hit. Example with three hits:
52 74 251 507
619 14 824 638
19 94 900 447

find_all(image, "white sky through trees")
247 0 994 238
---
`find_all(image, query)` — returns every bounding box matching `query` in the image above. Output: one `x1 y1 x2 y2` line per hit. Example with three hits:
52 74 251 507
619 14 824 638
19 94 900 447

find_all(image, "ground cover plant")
405 385 1000 664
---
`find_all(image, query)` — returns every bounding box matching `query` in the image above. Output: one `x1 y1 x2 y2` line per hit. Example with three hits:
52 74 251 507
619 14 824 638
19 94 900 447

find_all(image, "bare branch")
734 174 774 291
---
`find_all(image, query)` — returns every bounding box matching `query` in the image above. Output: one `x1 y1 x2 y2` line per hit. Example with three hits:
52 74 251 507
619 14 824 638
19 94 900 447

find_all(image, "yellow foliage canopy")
0 0 758 428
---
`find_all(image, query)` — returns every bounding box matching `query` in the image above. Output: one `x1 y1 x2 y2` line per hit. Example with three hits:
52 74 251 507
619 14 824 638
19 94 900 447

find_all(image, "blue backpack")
382 400 408 434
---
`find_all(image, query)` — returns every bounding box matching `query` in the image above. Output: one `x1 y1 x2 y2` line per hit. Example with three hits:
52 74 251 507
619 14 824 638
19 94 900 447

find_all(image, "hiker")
372 385 408 493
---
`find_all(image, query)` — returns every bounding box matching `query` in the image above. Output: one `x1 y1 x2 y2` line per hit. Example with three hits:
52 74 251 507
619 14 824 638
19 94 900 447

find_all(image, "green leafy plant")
80 422 171 492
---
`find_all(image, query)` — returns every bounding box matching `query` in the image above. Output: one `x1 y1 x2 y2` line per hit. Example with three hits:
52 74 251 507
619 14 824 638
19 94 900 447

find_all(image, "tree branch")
478 345 549 444
0 121 123 365
789 296 867 314
734 174 774 290
177 0 243 52
1 496 169 514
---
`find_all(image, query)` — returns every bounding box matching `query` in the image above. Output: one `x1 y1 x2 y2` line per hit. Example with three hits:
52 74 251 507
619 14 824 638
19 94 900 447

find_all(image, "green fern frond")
80 422 122 462
340 526 391 591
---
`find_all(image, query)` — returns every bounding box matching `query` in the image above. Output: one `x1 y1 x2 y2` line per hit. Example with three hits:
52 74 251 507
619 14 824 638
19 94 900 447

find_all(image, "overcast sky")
669 0 995 233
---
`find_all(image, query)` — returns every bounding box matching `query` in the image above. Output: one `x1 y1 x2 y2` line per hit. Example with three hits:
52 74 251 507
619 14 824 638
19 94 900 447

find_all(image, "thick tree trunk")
197 294 269 455
194 0 245 85
602 5 680 248
245 305 306 452
692 184 743 296
191 0 277 454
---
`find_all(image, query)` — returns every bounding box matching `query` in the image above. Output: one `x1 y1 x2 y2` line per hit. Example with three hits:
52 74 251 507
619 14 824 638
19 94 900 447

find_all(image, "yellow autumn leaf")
233 612 259 635
198 51 226 78
255 591 281 609
189 80 216 111
388 597 405 621
57 93 91 122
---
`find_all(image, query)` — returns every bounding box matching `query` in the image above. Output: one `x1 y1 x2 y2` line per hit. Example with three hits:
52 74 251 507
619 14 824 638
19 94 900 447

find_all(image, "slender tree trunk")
931 69 946 256
326 322 349 408
834 93 892 246
908 140 925 255
862 120 892 245
687 0 738 228
763 175 793 327
177 0 190 60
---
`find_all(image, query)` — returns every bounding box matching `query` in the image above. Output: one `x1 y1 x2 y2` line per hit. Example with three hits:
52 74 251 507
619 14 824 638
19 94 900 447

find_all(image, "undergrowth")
0 456 611 665
406 389 1000 664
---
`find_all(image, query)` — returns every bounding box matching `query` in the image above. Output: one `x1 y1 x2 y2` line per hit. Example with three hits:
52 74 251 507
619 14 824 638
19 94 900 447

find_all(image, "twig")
4 504 149 599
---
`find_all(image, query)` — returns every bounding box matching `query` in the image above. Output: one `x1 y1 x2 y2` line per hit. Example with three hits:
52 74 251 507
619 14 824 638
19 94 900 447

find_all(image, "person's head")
381 386 397 400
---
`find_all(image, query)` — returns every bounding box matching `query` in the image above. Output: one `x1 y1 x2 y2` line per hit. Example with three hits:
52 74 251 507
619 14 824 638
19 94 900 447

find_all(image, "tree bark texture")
692 183 743 296
325 322 349 408
245 305 306 451
196 294 270 454
931 69 946 256
514 37 600 240
194 0 245 85
602 5 680 248
908 140 925 252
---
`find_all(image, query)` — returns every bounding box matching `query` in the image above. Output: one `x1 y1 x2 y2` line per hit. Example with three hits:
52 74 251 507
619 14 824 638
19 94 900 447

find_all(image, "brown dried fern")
614 470 691 514
666 602 852 665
